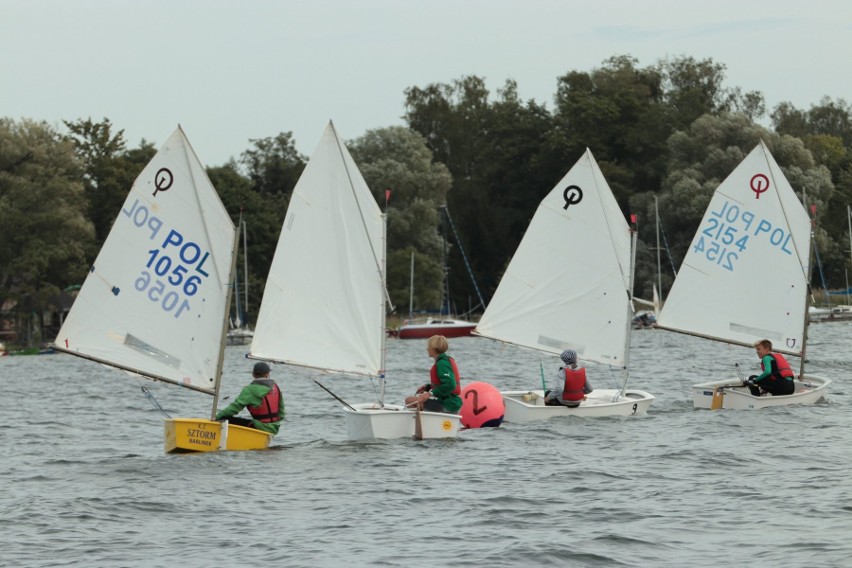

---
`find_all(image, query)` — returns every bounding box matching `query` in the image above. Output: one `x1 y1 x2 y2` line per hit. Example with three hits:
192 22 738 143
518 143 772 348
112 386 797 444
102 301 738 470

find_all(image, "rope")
140 385 171 418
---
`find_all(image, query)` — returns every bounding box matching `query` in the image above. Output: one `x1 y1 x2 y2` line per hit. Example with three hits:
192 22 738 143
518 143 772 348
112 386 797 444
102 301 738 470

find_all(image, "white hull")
226 328 254 346
692 374 830 410
343 403 462 440
501 389 655 422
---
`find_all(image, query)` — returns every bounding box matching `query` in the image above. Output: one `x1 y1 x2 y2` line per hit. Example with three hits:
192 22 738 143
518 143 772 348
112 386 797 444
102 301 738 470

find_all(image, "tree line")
2 54 851 345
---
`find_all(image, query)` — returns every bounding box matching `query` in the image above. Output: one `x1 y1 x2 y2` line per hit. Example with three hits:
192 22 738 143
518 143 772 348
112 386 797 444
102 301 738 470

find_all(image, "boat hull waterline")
500 389 655 422
692 375 830 410
343 403 462 440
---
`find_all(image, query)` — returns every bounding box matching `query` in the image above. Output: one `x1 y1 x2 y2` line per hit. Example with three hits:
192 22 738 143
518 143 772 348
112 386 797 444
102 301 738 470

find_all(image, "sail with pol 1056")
54 127 236 394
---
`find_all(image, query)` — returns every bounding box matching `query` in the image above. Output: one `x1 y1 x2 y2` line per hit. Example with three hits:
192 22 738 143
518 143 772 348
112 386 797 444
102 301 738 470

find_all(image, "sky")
3 0 851 167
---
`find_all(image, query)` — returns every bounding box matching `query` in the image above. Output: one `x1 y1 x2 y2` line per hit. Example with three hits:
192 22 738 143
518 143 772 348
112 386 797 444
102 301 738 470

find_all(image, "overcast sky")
3 0 851 166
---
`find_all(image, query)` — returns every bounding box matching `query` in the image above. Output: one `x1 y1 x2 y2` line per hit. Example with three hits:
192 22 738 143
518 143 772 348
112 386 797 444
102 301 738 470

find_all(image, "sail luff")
178 125 231 292
587 149 631 365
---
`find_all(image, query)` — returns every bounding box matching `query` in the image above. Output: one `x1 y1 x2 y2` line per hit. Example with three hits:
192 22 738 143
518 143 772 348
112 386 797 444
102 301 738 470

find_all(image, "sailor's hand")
419 392 430 403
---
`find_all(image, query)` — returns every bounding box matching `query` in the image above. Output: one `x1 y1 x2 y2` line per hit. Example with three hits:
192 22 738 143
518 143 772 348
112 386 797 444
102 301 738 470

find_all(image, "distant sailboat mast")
655 195 662 304
242 212 249 318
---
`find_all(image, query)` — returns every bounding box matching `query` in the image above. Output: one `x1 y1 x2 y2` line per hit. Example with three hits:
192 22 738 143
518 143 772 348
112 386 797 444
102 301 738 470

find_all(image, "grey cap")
560 349 577 365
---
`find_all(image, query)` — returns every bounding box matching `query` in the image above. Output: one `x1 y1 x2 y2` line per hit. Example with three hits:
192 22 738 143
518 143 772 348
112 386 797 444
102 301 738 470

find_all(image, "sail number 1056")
132 229 212 318
135 270 191 318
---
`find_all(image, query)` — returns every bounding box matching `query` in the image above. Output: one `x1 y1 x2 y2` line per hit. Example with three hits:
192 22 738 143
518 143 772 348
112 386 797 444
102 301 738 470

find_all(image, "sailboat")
656 141 831 410
473 149 655 421
226 213 254 345
248 121 461 440
52 126 272 452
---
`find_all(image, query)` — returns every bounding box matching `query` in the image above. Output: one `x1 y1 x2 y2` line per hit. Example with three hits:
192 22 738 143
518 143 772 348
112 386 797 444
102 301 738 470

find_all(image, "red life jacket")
561 367 587 402
760 353 795 381
248 380 282 423
430 356 461 395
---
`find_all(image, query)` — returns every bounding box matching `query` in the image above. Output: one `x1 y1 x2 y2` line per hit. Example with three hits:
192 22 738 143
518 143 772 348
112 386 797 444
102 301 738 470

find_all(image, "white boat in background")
226 326 254 346
52 127 272 452
248 121 461 440
657 141 830 409
474 149 655 421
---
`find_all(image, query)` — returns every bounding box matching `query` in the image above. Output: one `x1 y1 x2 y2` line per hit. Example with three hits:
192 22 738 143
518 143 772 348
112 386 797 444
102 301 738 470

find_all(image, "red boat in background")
394 317 477 339
389 206 484 340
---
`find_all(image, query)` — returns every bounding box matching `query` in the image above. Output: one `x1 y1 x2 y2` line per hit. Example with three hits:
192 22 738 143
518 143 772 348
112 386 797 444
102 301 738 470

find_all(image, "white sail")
55 127 235 394
657 141 811 356
250 122 385 377
474 149 632 367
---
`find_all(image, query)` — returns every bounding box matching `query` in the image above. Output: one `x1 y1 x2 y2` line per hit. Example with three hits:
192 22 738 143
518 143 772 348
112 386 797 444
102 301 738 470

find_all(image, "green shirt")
215 379 285 435
431 353 462 413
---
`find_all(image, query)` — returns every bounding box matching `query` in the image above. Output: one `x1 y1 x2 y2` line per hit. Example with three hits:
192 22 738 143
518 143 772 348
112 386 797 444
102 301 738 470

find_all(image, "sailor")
405 335 462 413
544 349 593 407
744 339 795 397
216 362 285 435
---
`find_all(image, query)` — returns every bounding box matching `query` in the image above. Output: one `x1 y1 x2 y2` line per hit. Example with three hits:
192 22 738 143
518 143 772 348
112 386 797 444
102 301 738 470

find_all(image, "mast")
798 206 816 379
409 251 415 317
232 211 243 329
848 205 852 305
655 195 662 302
379 191 390 405
620 215 638 396
441 210 450 316
242 215 249 320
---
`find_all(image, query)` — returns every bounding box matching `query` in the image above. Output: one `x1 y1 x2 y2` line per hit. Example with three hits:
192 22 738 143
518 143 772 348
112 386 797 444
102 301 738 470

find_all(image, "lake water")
2 323 851 567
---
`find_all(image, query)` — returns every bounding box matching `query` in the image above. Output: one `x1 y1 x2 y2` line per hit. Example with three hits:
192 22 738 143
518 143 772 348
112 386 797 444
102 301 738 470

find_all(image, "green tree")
405 77 556 308
348 126 451 312
772 97 852 283
207 161 288 324
554 55 670 201
239 132 306 196
656 113 835 291
64 117 157 251
0 118 94 344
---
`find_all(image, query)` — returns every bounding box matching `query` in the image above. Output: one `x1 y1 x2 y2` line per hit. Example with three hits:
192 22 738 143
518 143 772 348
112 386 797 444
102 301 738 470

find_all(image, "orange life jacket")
248 381 282 423
430 356 461 395
760 353 794 381
561 367 587 402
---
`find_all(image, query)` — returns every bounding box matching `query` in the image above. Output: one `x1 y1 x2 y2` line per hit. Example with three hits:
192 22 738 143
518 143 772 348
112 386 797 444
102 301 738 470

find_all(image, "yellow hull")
164 418 273 453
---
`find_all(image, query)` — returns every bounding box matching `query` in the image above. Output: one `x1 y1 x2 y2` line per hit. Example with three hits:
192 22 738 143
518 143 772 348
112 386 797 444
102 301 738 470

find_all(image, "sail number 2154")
693 217 749 272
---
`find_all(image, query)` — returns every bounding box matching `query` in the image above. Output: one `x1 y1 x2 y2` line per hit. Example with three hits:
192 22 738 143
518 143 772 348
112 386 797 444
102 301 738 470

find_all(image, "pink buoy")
460 381 505 428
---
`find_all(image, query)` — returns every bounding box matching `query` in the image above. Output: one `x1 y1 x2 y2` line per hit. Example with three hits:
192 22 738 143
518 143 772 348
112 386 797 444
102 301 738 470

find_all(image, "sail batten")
657 142 811 355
